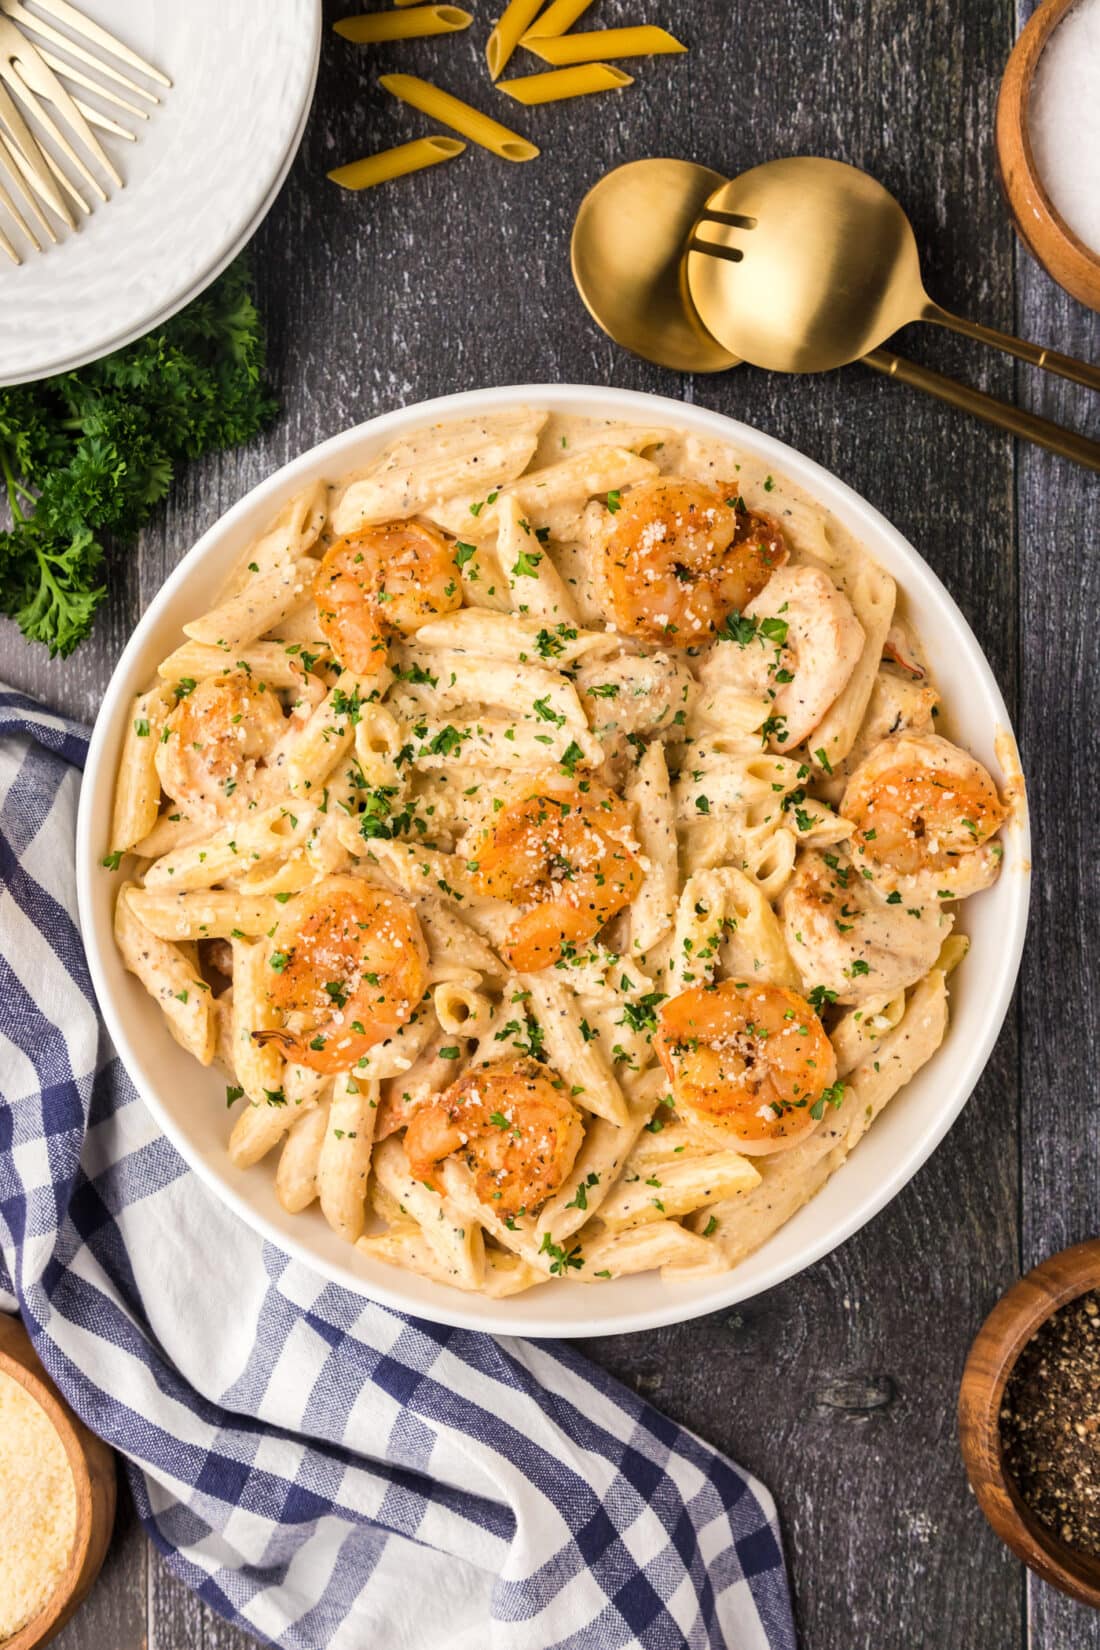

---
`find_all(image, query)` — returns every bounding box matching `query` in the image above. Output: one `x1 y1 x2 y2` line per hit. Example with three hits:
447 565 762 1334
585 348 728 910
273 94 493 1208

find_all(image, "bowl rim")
959 1238 1100 1608
75 383 1031 1337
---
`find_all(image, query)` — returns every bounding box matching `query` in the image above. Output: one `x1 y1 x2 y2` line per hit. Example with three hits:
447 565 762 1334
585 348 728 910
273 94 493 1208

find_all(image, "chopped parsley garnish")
539 1233 584 1275
533 696 566 727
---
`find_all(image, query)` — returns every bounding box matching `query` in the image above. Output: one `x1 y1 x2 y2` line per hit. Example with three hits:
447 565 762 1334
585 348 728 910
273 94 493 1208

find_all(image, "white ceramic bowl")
75 386 1030 1338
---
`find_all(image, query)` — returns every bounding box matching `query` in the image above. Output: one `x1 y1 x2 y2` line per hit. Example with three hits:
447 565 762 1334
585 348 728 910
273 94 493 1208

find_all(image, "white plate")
0 0 321 385
75 386 1031 1339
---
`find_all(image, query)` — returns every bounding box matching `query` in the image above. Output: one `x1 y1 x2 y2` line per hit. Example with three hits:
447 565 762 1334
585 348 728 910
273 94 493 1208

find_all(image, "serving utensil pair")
572 156 1100 471
0 0 168 264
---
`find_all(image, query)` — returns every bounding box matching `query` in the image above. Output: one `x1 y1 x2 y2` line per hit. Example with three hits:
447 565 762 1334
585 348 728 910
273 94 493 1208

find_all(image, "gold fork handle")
863 349 1100 472
922 301 1100 393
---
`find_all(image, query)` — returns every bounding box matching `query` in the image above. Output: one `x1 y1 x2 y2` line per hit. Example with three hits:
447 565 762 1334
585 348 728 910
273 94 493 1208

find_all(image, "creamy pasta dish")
106 408 1013 1297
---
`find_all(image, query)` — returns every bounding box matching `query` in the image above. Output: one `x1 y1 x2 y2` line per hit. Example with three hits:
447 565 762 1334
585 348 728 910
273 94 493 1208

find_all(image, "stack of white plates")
0 0 321 386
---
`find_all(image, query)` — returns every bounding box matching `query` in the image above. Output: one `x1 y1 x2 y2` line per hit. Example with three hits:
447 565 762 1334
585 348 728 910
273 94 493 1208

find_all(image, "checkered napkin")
0 689 795 1650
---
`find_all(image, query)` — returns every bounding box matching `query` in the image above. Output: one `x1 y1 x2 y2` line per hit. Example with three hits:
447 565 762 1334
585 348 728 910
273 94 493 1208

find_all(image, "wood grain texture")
20 0 1097 1644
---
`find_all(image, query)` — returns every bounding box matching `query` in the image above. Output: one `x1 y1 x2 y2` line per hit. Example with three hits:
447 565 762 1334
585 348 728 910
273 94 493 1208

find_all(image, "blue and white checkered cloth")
0 690 795 1650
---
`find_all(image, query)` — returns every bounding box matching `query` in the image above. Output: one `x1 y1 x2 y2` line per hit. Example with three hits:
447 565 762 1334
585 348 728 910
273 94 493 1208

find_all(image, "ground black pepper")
1000 1290 1100 1554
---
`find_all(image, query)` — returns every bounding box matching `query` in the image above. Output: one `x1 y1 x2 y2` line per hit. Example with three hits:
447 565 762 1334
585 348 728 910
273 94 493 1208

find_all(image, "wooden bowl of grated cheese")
0 1316 115 1650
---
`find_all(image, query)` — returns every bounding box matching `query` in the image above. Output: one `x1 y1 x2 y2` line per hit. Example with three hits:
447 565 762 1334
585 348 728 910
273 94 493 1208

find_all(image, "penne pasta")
218 483 329 601
318 1074 380 1243
328 135 466 192
125 889 279 941
229 937 284 1108
378 73 539 162
520 26 687 64
332 408 547 533
485 0 544 78
499 63 635 109
229 1063 328 1169
183 557 319 650
106 404 1006 1302
372 1137 485 1287
626 742 677 957
334 7 472 43
276 1101 330 1213
109 684 175 855
157 640 312 691
114 886 216 1064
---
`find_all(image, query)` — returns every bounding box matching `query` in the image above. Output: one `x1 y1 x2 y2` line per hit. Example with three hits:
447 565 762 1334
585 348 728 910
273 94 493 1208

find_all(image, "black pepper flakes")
1000 1289 1100 1555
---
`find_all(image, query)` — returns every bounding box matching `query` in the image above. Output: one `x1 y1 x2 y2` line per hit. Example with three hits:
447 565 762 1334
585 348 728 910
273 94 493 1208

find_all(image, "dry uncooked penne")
497 63 633 104
520 26 687 64
485 0 544 78
329 136 466 192
335 7 471 43
379 73 538 162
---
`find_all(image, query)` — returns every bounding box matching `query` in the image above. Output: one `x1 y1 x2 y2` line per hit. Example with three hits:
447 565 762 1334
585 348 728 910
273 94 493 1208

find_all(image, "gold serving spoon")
571 158 1100 471
685 155 1100 390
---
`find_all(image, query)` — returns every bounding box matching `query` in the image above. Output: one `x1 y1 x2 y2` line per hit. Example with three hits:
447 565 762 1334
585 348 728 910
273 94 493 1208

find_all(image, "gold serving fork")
0 0 169 264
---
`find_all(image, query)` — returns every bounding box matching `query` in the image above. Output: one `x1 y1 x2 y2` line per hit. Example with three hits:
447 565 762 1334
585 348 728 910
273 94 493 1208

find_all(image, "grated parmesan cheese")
0 1370 78 1640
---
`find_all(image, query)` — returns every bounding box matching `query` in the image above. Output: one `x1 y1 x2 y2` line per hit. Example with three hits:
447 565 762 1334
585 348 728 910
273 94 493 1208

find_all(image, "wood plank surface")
8 0 1093 1645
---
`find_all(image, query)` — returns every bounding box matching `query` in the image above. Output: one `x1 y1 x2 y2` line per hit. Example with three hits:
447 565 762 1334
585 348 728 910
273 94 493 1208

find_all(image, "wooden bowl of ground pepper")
959 1238 1100 1606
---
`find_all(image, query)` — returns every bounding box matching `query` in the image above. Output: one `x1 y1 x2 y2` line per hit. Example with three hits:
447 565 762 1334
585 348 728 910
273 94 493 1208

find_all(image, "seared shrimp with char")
602 479 787 646
404 1055 584 1218
156 670 286 814
315 520 462 676
842 732 1006 899
255 874 428 1073
655 979 839 1155
468 774 644 971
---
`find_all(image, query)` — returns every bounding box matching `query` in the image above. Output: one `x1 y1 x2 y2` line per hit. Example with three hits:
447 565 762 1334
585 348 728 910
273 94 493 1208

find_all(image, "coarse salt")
1028 0 1100 254
0 1369 78 1640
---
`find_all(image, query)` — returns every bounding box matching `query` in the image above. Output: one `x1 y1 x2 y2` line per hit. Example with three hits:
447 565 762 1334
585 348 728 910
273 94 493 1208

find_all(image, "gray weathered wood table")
5 0 1097 1644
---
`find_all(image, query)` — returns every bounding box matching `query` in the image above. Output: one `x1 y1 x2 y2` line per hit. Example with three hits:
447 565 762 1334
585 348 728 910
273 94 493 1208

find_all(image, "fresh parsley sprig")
0 259 276 656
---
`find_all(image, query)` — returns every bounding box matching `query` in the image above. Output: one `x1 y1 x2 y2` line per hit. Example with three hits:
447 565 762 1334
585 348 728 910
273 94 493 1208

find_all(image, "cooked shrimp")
155 671 286 812
314 520 462 675
823 664 939 796
256 875 428 1073
404 1055 584 1217
655 979 838 1155
842 733 1006 877
469 774 644 970
779 849 950 1006
744 565 865 750
603 480 787 646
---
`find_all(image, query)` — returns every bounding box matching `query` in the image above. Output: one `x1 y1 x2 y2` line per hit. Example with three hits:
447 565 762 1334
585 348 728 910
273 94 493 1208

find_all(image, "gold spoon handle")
863 349 1100 472
923 302 1100 393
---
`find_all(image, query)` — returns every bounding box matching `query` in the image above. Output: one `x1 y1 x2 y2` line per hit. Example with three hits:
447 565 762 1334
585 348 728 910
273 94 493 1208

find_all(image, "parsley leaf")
0 258 275 655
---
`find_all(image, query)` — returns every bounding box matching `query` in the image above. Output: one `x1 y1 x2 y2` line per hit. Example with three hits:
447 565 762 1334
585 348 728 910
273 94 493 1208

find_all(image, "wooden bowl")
996 0 1100 312
0 1314 116 1650
958 1238 1100 1608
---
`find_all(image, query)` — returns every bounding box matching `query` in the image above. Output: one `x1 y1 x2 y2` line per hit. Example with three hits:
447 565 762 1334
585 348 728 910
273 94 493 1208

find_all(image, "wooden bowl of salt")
996 0 1100 312
0 1314 116 1650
